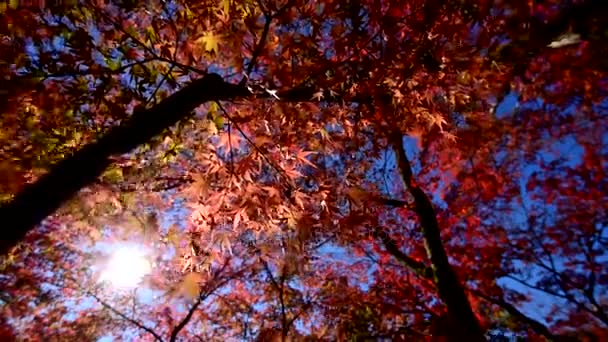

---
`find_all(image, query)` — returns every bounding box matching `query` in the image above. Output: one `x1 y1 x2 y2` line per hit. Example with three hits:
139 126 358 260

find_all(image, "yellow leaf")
196 34 221 53
205 119 218 135
221 0 230 13
180 273 202 300
102 166 123 183
347 187 370 205
167 225 181 247
89 228 102 241
187 173 209 198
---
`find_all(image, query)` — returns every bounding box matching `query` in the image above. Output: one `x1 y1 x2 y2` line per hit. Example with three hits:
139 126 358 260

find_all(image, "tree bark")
390 131 484 341
0 73 248 255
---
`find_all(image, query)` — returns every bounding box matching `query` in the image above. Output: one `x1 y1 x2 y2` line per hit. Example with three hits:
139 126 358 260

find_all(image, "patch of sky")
495 91 519 119
498 263 570 326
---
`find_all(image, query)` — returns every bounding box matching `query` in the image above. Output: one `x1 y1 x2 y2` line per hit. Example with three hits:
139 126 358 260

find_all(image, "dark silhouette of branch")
372 226 434 280
245 0 296 78
470 290 557 340
169 260 243 342
88 291 165 342
0 74 248 255
389 130 484 341
262 260 289 340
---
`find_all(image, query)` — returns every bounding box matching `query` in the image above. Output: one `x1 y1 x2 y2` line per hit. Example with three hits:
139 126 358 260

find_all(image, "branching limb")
372 226 434 280
0 73 247 255
389 130 483 341
169 259 244 342
470 289 557 340
262 260 288 339
244 0 297 79
88 291 165 342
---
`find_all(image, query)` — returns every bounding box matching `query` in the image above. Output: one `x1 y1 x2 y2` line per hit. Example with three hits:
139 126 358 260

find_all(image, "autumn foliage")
0 0 607 341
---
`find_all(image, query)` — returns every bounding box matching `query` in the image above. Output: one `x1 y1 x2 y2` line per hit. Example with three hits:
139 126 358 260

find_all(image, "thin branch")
245 0 296 78
471 290 557 340
169 260 244 342
147 65 176 106
87 0 205 76
88 291 165 342
262 260 288 339
22 57 157 82
216 101 294 191
246 1 272 77
371 196 412 208
227 121 235 175
169 297 203 342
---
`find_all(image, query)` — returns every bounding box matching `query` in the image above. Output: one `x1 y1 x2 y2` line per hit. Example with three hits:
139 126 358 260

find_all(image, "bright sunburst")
99 245 151 289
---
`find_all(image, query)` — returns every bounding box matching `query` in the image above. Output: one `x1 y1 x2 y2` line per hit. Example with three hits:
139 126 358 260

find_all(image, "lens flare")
99 245 151 288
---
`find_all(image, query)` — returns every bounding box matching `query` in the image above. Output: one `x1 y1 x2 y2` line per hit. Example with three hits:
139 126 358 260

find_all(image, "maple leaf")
428 113 448 132
283 165 303 179
196 34 221 53
217 130 243 150
178 272 203 300
186 173 209 199
311 90 324 101
347 187 370 205
294 150 317 168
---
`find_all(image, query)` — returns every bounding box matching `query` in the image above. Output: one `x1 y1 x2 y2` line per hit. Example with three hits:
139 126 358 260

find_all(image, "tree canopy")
1 0 607 340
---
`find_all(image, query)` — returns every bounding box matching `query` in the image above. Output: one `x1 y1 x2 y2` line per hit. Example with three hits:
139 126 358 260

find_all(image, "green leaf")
213 115 224 130
144 27 157 44
125 25 138 38
184 5 194 20
107 58 122 71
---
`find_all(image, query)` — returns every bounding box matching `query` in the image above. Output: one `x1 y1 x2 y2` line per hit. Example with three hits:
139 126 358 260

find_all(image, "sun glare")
99 245 151 289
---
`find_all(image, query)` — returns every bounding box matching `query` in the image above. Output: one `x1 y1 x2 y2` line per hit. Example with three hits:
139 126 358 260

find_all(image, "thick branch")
372 225 557 339
389 130 483 341
0 73 248 255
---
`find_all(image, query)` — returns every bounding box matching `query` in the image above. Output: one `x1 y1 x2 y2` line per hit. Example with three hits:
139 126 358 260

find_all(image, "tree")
1 0 607 340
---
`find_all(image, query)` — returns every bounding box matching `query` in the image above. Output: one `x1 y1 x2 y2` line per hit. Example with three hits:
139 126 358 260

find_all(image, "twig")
88 291 165 342
244 0 296 78
215 101 294 190
262 260 288 338
87 0 205 76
